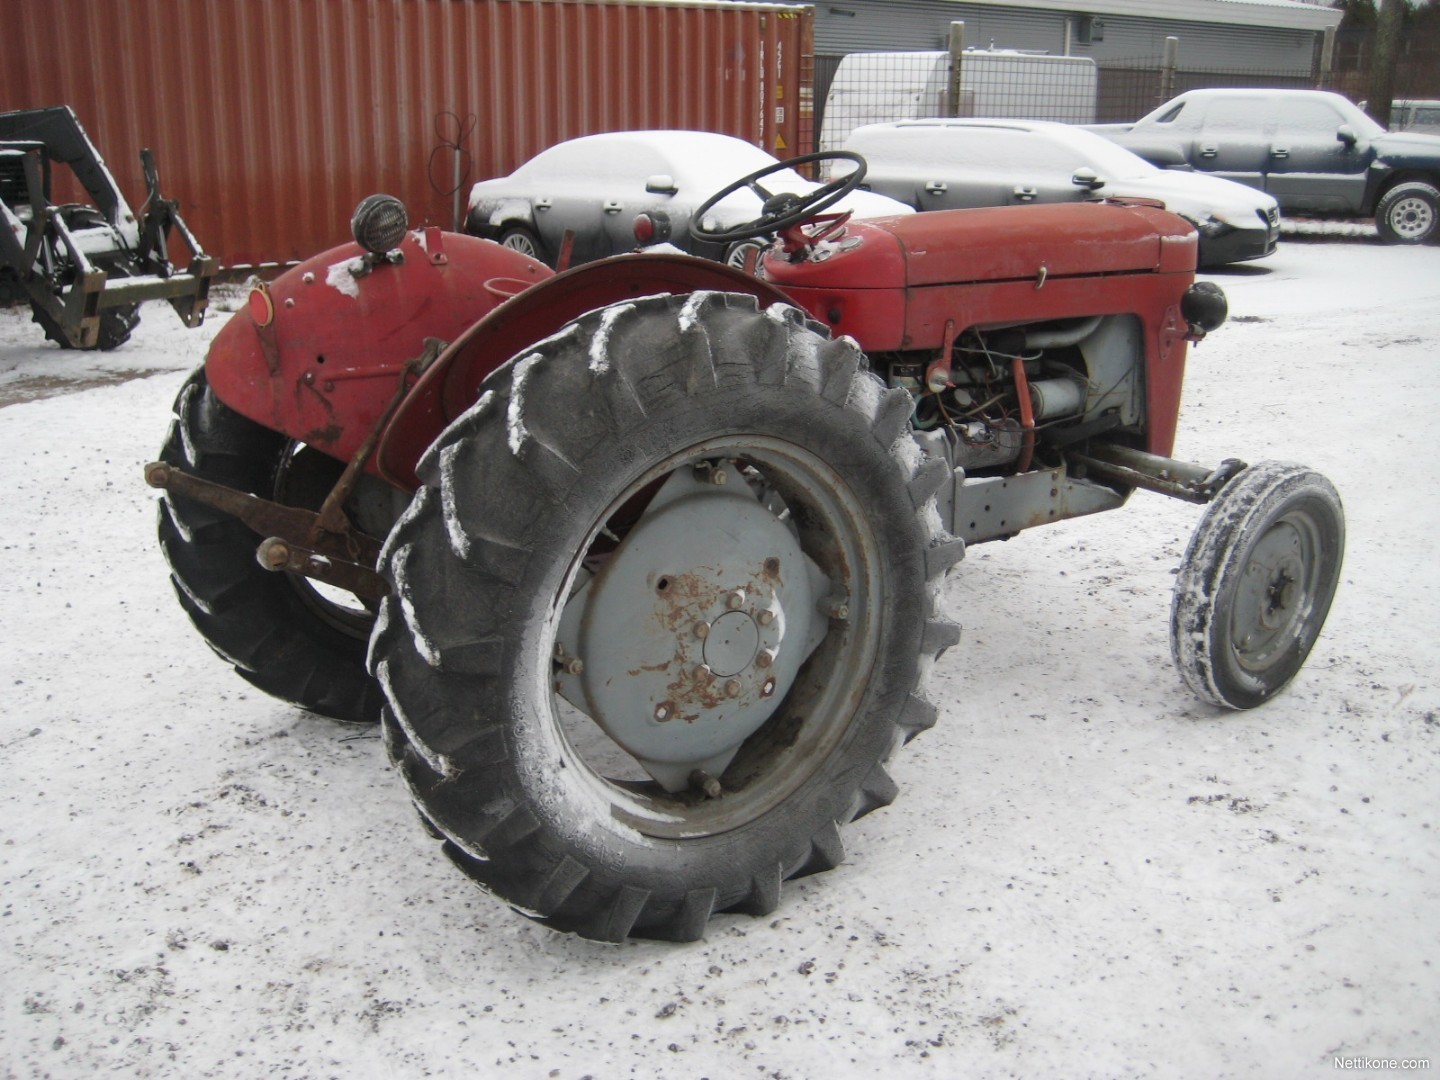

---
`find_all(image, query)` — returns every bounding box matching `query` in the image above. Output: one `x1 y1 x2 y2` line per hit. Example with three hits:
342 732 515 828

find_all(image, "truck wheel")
156 368 387 722
1170 462 1344 709
371 292 962 941
1375 182 1439 245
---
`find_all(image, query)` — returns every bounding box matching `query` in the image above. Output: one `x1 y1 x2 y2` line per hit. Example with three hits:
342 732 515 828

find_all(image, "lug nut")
757 608 775 627
694 621 710 640
257 538 291 570
756 649 776 669
690 770 723 799
565 658 584 676
694 663 714 683
726 590 746 610
725 679 743 699
710 468 728 486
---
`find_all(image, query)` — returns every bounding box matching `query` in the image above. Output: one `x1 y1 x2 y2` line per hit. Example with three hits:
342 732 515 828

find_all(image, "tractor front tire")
156 368 386 722
1170 461 1344 709
371 292 962 941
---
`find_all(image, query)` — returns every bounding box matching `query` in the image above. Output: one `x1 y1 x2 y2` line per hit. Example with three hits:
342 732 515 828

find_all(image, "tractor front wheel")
371 292 962 941
1170 461 1344 709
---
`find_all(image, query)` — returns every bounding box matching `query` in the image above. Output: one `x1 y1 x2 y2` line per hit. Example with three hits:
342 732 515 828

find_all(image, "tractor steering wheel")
687 151 868 245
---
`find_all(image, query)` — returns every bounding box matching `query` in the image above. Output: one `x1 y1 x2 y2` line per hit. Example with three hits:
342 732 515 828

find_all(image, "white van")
819 48 1098 152
1390 100 1440 136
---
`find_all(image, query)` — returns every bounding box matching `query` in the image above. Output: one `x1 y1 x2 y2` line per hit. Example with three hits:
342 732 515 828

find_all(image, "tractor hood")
761 201 1198 353
763 200 1198 293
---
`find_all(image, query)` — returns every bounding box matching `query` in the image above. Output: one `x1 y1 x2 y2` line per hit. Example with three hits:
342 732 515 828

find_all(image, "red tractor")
146 153 1344 942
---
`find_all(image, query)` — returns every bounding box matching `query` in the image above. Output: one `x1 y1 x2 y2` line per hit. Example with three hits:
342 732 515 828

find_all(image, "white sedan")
465 130 912 268
842 118 1281 266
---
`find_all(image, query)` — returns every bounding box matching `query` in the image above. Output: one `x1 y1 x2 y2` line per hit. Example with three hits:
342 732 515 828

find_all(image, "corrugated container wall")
4 0 814 268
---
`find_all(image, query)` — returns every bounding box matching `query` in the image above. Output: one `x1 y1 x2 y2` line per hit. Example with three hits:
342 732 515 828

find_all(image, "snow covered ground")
2 237 1437 1079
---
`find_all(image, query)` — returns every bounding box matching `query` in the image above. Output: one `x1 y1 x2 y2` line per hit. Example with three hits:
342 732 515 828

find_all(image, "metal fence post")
947 21 965 118
1317 24 1337 88
1161 36 1179 102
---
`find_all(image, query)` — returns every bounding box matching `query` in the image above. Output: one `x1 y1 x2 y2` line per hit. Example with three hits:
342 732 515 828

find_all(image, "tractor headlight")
351 195 409 255
1181 281 1228 335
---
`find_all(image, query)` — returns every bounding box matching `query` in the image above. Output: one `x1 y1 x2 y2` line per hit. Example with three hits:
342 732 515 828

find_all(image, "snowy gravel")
2 237 1437 1078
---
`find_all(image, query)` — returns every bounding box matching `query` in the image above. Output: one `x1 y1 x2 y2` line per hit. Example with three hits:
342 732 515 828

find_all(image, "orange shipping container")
4 0 814 267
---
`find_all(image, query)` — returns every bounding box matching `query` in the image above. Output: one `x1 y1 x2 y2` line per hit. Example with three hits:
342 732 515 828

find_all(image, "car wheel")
1375 182 1440 245
724 240 766 273
498 225 547 264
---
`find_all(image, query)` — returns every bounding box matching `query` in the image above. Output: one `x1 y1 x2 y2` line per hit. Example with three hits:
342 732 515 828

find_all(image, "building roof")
956 0 1340 32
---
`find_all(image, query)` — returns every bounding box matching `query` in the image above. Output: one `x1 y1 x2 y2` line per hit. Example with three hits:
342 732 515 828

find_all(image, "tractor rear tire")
156 368 386 723
371 292 963 941
1170 461 1344 709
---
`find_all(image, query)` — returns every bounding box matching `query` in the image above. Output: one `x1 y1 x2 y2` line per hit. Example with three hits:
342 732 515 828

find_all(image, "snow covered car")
841 118 1280 267
1085 89 1440 245
463 130 913 268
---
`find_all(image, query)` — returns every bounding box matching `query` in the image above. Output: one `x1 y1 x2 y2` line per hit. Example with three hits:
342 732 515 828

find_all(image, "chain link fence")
812 23 1440 150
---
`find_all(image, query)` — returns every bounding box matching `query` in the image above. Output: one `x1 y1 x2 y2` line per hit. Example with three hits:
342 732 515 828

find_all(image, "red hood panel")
764 201 1197 290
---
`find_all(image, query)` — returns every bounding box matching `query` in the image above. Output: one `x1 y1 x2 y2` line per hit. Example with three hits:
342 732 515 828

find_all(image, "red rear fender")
204 229 552 467
375 253 792 488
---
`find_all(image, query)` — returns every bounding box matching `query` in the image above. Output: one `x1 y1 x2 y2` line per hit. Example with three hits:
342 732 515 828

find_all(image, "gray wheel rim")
725 242 763 271
545 434 883 839
1228 507 1325 674
1387 195 1435 241
501 231 540 257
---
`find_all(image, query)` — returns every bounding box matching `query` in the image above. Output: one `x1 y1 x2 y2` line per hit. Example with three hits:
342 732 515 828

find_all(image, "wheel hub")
555 464 831 792
1392 196 1434 240
704 610 761 677
1233 520 1309 665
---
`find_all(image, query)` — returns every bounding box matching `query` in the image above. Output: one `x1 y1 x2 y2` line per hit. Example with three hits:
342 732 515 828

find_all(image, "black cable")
428 111 478 198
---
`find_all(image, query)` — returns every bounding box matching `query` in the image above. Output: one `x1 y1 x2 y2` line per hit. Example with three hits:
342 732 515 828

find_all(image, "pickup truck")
1087 88 1440 244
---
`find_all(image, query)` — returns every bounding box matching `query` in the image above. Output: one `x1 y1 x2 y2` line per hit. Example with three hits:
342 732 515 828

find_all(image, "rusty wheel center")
554 462 831 793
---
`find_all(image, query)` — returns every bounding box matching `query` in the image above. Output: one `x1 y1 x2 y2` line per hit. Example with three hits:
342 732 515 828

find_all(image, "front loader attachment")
0 105 216 350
